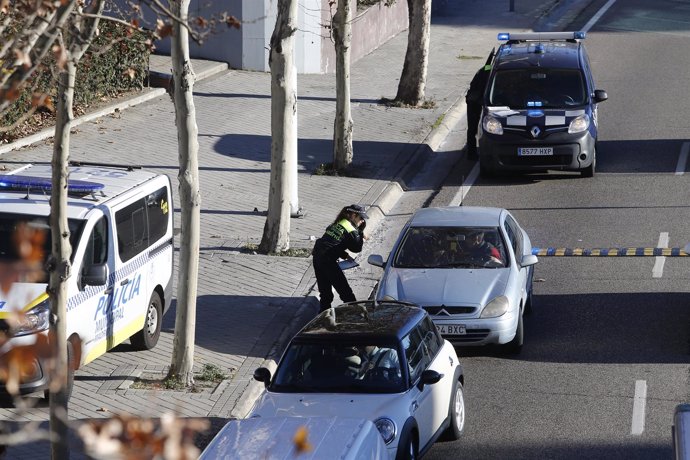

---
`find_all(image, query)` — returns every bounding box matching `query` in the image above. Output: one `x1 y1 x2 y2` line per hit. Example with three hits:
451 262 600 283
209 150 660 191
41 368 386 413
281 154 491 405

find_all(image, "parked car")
478 31 608 177
199 415 387 460
368 206 538 353
250 300 465 460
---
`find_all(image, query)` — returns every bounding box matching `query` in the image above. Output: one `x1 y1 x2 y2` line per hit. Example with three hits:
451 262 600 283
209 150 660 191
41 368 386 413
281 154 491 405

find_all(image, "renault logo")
530 126 541 138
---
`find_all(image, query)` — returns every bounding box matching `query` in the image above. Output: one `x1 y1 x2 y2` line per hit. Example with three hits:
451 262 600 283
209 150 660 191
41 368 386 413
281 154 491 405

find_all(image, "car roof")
298 301 425 342
495 41 582 71
408 206 504 228
0 163 161 220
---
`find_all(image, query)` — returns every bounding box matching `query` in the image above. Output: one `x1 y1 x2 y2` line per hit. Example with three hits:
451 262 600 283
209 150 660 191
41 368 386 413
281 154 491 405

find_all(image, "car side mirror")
417 369 443 391
253 367 272 388
81 263 107 287
520 254 538 267
594 89 608 103
368 254 385 268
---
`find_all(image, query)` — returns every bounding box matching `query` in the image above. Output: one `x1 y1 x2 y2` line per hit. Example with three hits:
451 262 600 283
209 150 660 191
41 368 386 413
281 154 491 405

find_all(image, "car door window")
421 317 442 359
504 215 522 257
403 328 427 384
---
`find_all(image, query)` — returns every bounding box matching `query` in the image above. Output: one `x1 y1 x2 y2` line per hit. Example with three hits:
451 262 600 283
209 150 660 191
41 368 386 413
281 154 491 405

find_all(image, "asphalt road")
373 1 690 458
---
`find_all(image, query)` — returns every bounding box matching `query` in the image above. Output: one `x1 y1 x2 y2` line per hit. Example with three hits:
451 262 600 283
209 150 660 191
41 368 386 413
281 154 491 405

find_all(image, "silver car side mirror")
520 254 538 267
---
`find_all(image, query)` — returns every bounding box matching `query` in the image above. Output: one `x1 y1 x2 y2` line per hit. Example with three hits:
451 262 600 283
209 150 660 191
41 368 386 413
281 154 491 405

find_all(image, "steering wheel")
560 94 576 105
482 256 504 268
366 367 391 382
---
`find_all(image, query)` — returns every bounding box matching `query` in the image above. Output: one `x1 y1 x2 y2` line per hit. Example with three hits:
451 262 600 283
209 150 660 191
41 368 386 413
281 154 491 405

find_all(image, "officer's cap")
346 204 369 219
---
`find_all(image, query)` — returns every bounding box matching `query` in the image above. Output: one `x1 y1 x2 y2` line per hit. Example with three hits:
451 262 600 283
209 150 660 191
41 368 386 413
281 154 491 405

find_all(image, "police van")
478 31 608 177
0 162 174 396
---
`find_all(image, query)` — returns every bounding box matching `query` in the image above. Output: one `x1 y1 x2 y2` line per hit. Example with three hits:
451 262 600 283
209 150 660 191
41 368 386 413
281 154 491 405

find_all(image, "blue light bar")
498 31 586 41
0 175 104 193
497 33 510 41
574 31 586 39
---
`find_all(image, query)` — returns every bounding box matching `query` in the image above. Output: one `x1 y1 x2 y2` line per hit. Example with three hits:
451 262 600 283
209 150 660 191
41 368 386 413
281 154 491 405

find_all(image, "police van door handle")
120 279 130 286
104 286 113 295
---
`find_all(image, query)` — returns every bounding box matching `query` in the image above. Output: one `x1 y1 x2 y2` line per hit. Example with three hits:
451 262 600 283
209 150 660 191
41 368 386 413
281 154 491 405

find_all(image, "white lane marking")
582 0 617 33
652 232 669 278
676 142 689 175
631 380 647 435
449 164 479 206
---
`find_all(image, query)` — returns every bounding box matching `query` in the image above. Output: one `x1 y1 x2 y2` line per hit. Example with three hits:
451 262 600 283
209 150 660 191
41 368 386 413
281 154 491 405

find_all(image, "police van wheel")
131 292 162 351
581 151 596 177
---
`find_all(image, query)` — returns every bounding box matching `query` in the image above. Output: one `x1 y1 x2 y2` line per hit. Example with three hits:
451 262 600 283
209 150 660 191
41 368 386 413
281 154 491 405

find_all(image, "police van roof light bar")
497 31 586 42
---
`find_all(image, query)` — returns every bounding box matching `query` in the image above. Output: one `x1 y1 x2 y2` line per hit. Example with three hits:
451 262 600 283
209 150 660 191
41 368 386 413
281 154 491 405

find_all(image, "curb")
229 295 318 420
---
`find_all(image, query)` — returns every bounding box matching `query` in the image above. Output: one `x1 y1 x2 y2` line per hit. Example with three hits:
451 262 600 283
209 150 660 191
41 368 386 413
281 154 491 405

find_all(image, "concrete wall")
321 0 409 74
150 0 408 74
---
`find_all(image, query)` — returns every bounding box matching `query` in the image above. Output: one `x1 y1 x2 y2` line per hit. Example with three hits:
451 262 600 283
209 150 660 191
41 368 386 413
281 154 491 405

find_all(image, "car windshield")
488 68 586 108
271 342 405 394
393 226 507 269
0 213 84 284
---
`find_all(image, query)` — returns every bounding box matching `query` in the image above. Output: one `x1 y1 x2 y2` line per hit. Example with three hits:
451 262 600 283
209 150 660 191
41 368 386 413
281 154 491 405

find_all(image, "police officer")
312 204 368 313
465 49 494 160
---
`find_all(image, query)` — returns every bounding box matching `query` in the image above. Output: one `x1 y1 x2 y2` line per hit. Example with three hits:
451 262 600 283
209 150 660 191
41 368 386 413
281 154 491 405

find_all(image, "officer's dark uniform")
312 206 366 312
466 58 493 159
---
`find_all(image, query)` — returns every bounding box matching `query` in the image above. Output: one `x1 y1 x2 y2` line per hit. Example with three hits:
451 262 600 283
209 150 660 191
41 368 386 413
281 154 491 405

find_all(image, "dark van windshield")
488 68 586 108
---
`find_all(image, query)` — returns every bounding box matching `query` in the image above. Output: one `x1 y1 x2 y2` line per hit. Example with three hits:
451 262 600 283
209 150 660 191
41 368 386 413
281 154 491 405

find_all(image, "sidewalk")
0 0 588 457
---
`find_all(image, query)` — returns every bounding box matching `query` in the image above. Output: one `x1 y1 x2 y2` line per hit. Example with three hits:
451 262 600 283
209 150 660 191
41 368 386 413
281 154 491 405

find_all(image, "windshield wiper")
436 262 475 268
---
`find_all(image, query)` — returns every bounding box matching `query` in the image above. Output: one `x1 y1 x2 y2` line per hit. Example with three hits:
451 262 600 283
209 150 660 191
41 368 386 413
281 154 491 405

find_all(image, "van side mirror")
253 367 272 388
417 369 443 391
368 254 385 268
594 89 608 103
82 263 107 287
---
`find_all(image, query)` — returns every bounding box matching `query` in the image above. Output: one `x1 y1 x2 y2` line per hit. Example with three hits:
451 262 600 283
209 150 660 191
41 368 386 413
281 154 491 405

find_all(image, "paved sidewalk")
0 0 589 457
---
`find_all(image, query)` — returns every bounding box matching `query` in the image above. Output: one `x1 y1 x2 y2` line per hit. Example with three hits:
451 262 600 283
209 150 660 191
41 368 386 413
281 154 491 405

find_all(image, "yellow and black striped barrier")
531 247 689 257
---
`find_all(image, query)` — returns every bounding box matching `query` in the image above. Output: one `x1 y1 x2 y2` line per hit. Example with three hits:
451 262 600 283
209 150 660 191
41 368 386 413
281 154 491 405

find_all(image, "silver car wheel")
454 384 465 431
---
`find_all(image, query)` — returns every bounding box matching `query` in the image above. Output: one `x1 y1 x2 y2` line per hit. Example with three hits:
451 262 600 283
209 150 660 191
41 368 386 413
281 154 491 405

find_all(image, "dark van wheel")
443 380 466 440
131 291 162 350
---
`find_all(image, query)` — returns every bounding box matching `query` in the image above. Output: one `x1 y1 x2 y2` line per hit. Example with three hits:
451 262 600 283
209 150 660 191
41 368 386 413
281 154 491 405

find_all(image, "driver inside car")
462 230 503 265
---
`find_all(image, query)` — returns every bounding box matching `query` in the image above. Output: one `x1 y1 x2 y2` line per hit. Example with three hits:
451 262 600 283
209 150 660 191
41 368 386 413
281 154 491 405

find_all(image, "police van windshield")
0 213 84 284
488 68 586 108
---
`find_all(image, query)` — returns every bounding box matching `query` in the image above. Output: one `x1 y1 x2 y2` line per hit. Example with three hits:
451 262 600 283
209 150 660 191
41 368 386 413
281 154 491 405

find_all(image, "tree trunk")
332 0 354 170
395 0 431 106
48 62 74 460
168 0 201 386
259 0 298 254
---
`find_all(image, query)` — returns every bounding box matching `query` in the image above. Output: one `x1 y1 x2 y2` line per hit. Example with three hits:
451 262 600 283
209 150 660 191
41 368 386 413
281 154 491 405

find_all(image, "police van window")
83 217 108 267
116 200 148 262
147 187 170 244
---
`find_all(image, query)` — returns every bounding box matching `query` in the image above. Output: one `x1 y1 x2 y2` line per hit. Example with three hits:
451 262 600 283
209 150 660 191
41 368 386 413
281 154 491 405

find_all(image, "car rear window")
488 68 586 108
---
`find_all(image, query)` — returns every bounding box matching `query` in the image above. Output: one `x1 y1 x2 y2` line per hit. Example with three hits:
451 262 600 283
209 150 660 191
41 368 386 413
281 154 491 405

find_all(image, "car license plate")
518 147 553 156
437 324 466 335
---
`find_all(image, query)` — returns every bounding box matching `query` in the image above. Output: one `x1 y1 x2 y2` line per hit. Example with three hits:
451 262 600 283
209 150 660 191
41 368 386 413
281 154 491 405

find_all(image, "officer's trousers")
313 257 356 312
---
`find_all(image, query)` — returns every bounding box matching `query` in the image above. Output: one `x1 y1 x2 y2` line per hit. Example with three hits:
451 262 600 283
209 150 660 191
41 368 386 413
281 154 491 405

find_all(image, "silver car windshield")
488 68 586 108
393 226 507 269
272 343 404 394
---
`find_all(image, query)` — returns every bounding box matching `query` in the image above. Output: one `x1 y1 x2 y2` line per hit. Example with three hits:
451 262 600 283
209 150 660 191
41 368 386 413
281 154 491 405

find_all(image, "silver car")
368 206 538 353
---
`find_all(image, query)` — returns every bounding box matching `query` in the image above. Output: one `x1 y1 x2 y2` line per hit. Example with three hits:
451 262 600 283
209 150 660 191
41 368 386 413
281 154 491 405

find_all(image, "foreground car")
368 206 538 353
199 416 387 460
250 301 465 460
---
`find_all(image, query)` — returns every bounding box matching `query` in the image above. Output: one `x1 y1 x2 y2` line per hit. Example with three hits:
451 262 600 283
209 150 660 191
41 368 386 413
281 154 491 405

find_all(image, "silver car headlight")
483 115 503 135
374 417 396 444
12 300 51 336
480 296 509 318
568 114 590 134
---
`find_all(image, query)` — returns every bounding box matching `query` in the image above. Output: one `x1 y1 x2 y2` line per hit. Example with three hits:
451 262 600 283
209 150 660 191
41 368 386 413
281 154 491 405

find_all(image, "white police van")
0 162 174 396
